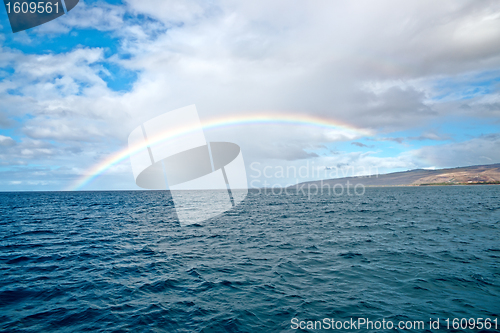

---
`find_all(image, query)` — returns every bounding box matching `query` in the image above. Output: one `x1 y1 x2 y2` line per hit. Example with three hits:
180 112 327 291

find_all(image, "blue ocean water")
1 186 499 332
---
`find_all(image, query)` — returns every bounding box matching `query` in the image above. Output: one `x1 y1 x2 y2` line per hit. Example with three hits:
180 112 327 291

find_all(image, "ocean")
1 186 499 332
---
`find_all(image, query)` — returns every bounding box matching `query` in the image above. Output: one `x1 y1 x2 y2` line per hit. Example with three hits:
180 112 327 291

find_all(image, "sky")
0 0 499 191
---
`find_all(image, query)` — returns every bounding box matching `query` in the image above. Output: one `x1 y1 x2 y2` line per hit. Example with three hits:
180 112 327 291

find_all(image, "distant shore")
417 181 500 186
291 163 500 188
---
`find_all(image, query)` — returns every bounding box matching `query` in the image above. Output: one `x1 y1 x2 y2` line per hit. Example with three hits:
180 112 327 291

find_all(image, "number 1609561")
5 1 59 14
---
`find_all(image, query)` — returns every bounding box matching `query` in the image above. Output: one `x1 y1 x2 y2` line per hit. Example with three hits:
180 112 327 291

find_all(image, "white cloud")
413 134 500 167
34 1 126 33
0 135 16 147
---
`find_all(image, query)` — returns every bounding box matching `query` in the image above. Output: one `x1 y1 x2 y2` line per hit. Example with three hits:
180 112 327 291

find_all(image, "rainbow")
66 112 372 191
